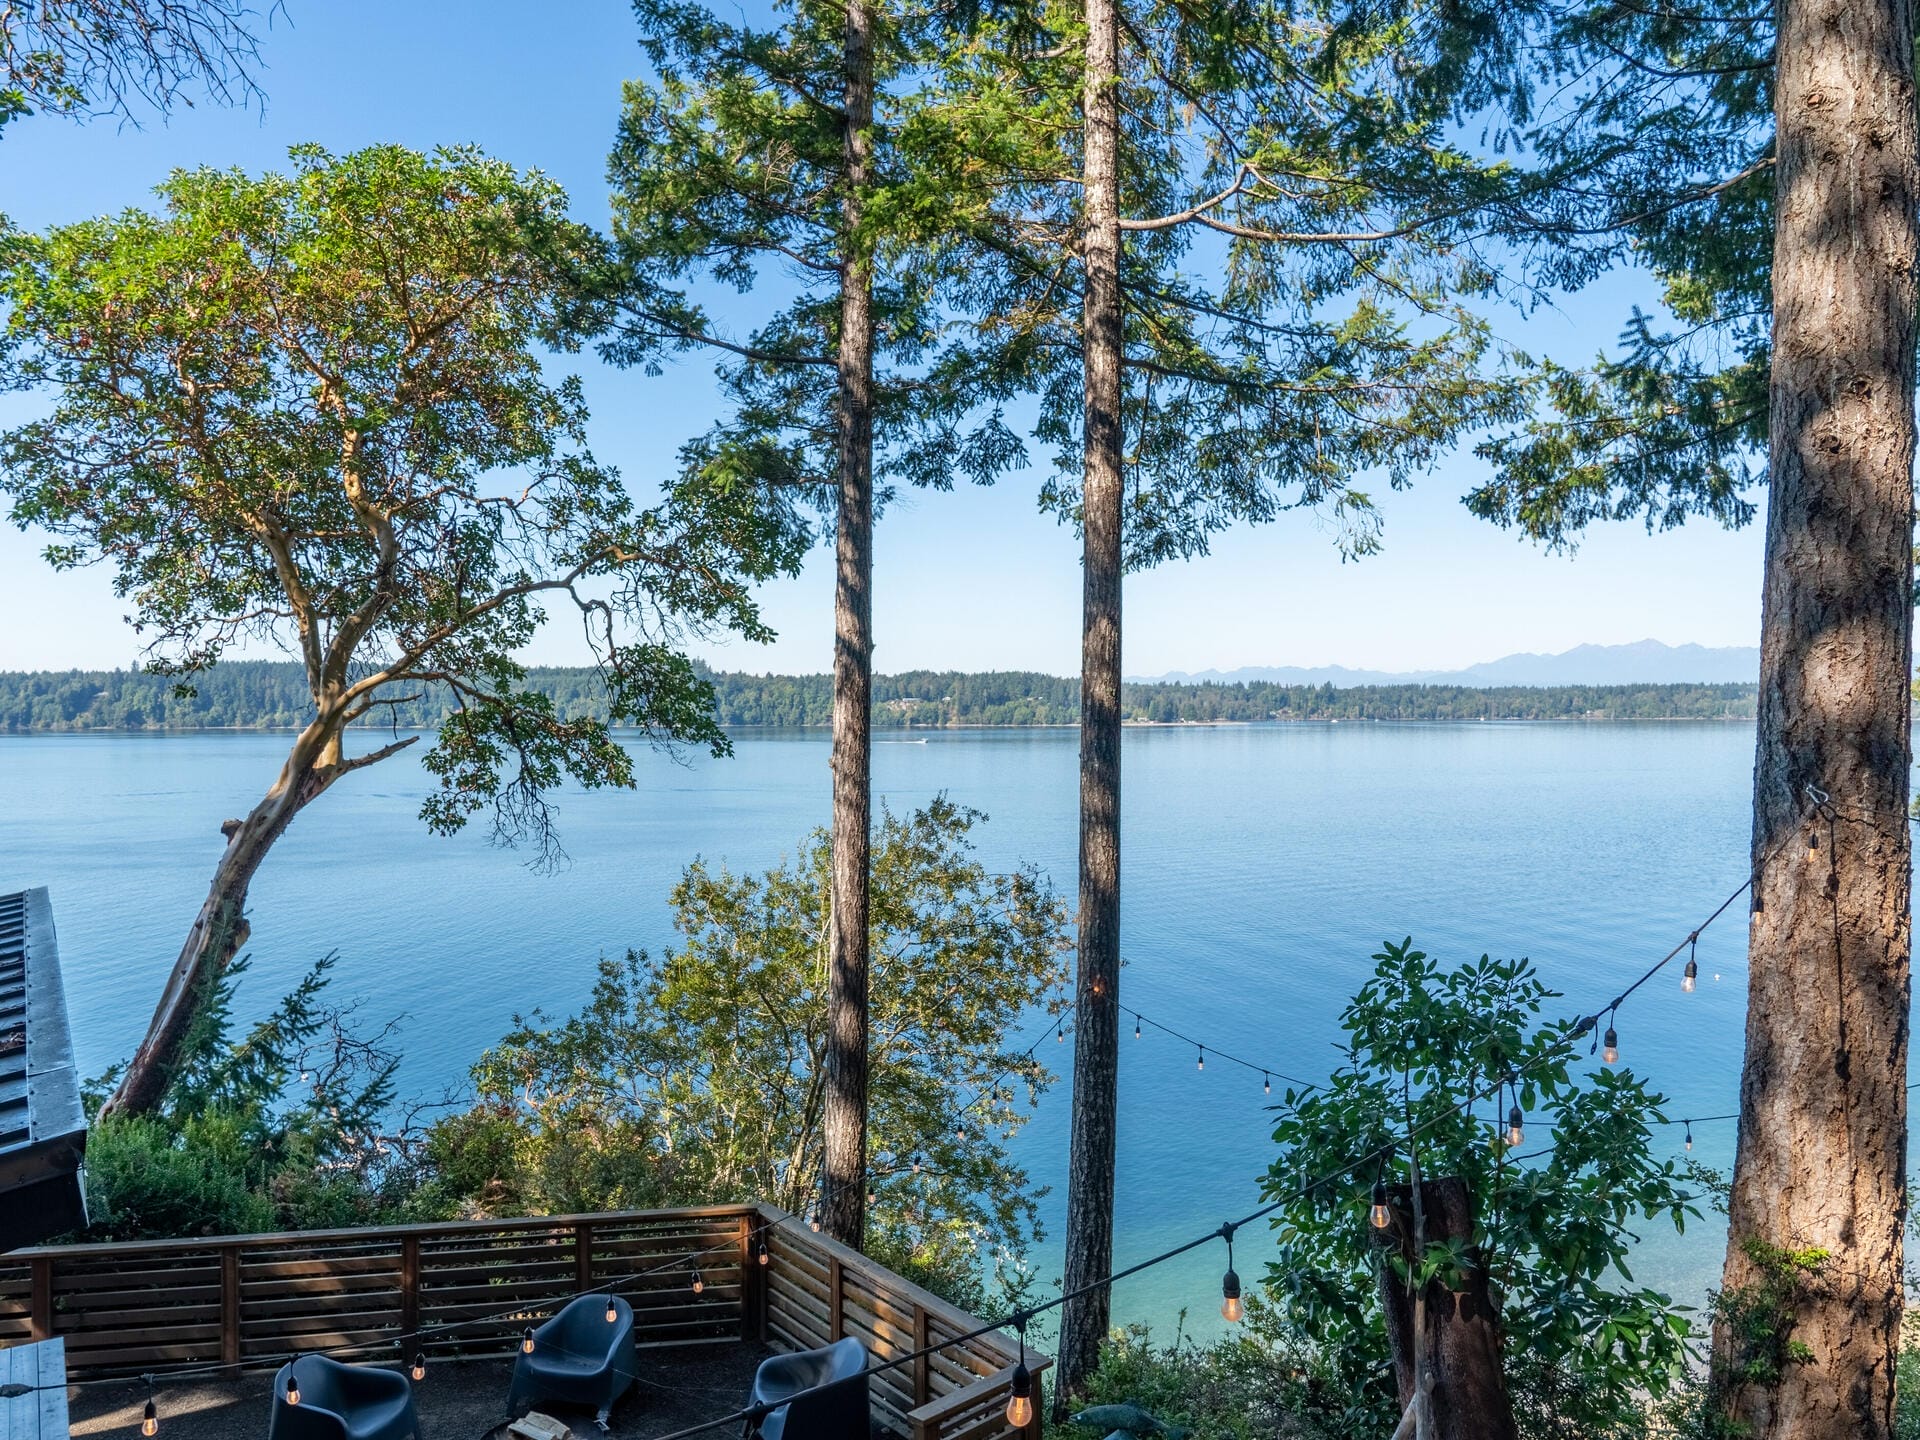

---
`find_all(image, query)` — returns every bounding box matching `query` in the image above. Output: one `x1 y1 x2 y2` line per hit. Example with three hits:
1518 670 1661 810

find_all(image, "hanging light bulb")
410 1353 426 1382
1506 1103 1524 1148
1602 1024 1619 1066
1005 1360 1034 1427
911 1154 922 1176
521 1327 536 1355
866 1186 876 1206
1134 1014 1141 1039
1807 826 1821 866
1682 958 1698 993
605 1295 619 1323
691 1269 705 1295
1370 1179 1391 1230
756 1239 770 1267
955 1123 967 1143
1196 1047 1205 1072
143 1380 159 1438
1684 1121 1693 1153
286 1375 302 1407
1056 1024 1064 1043
1263 1072 1271 1095
1220 1266 1244 1324
807 1210 821 1233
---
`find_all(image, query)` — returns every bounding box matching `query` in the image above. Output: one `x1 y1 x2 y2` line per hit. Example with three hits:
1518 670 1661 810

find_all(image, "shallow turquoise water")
0 723 1765 1332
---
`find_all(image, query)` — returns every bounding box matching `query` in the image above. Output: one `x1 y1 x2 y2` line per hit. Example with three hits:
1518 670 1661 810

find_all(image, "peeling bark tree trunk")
821 0 877 1253
103 720 356 1117
1715 2 1918 1436
1055 0 1124 1403
1374 1179 1517 1440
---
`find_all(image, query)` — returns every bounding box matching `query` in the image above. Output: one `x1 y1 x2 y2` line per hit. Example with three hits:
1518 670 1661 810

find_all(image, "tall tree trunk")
1055 0 1124 1402
103 725 340 1117
822 0 877 1253
1715 3 1917 1436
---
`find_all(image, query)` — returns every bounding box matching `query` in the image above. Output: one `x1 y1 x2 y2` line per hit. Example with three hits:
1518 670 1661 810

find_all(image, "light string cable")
625 803 1823 1440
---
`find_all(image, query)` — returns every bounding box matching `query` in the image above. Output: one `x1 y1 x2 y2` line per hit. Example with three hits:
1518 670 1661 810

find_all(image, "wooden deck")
0 1204 1047 1440
0 1337 66 1440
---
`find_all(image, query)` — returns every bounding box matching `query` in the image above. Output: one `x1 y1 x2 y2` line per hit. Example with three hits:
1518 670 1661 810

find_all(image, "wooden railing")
0 1202 1047 1440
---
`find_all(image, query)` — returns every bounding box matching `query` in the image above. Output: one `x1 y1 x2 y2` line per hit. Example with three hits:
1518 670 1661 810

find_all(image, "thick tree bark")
102 718 380 1117
1375 1179 1517 1440
1055 0 1125 1404
821 0 877 1253
1714 3 1917 1436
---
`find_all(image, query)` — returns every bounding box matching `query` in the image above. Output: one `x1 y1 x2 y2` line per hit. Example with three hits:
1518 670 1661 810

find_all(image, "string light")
1057 1023 1064 1043
142 1377 158 1437
866 1187 876 1207
285 1373 301 1407
1263 1072 1270 1096
1197 1047 1205 1072
1219 1225 1243 1324
807 1211 821 1233
605 1295 618 1323
1370 1161 1391 1230
690 1269 705 1295
410 1353 426 1382
1807 826 1821 866
1602 1023 1619 1066
1506 1101 1525 1148
1682 933 1698 992
1004 1318 1034 1428
956 1123 967 1142
521 1328 535 1355
1684 1121 1693 1153
911 1155 922 1176
1134 1014 1141 1039
756 1239 770 1267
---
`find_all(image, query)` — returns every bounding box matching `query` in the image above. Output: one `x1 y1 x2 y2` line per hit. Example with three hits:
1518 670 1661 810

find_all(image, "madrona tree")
604 0 1017 1249
1469 6 1915 1435
0 144 802 1117
1 0 262 138
914 0 1525 1398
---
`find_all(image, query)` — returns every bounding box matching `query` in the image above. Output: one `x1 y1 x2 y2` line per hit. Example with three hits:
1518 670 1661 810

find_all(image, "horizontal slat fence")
0 1203 1046 1440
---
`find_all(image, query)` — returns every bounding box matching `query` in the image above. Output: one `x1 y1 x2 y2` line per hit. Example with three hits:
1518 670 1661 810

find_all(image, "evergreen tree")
911 0 1529 1398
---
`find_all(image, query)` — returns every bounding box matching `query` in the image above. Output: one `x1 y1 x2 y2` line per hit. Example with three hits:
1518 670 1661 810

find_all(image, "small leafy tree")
431 798 1071 1290
1262 940 1697 1438
0 143 806 1117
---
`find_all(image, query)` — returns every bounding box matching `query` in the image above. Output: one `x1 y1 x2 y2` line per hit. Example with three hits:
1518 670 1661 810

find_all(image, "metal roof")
0 889 88 1251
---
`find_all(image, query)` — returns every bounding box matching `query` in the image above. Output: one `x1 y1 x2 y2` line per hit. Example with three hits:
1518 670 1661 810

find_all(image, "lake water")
0 723 1767 1334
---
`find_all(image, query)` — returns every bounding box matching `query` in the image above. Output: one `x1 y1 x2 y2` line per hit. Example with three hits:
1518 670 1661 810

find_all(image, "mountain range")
1137 639 1760 688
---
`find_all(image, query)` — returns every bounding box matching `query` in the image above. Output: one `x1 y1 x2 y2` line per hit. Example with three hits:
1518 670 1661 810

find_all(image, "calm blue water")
0 724 1762 1332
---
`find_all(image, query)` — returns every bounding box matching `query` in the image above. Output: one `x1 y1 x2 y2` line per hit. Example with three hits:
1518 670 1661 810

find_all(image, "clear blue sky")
0 1 1764 677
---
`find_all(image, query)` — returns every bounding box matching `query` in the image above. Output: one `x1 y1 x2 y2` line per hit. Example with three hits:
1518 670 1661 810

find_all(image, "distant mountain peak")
1135 639 1759 688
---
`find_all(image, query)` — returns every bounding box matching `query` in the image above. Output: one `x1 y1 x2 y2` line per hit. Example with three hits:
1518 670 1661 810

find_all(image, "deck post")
28 1258 50 1341
574 1222 593 1295
400 1234 420 1343
912 1304 930 1406
827 1255 844 1341
220 1248 240 1365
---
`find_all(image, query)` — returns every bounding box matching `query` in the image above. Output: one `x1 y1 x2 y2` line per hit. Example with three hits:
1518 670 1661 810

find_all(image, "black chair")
749 1337 868 1440
508 1294 638 1430
267 1356 421 1440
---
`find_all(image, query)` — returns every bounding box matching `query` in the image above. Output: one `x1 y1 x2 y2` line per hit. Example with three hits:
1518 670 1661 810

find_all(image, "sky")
0 1 1766 678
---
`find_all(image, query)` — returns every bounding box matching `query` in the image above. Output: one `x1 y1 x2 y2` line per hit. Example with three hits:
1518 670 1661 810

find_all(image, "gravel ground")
67 1346 774 1440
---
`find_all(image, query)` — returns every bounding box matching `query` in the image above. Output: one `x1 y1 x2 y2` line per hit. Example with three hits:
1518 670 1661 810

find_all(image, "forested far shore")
0 661 1759 731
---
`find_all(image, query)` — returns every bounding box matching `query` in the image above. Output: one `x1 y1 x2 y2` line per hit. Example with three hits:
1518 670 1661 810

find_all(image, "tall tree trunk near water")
1055 0 1125 1403
104 718 398 1117
821 0 877 1253
1715 2 1917 1435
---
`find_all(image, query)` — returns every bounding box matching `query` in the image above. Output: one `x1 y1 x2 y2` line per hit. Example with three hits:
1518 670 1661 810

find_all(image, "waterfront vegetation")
0 662 1759 732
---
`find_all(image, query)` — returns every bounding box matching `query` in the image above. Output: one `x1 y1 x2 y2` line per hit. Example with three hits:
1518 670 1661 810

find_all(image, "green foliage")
1465 1 1777 547
0 143 804 862
77 955 423 1239
0 660 1760 731
1048 1322 1336 1440
428 798 1070 1298
1260 939 1697 1437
